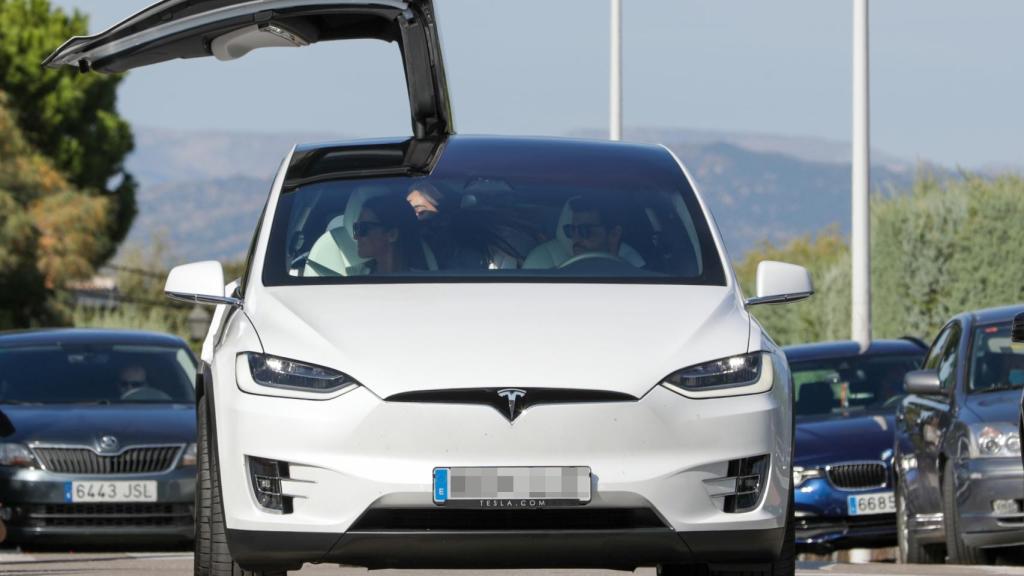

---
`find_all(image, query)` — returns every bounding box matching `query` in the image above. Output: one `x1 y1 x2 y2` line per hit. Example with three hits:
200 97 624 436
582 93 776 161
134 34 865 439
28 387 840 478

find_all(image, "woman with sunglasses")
353 194 428 274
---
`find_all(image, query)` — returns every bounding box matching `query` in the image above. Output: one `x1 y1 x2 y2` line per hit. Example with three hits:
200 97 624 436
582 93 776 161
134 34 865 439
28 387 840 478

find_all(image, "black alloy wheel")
895 469 944 564
943 441 992 565
196 394 286 576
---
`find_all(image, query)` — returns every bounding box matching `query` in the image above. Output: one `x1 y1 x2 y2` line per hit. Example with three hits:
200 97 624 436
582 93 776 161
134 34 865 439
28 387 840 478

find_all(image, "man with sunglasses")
565 196 625 258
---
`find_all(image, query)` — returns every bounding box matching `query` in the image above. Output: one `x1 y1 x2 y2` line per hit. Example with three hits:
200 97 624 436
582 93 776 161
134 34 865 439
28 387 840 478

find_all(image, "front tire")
771 489 796 576
943 461 991 565
655 491 794 576
196 394 286 576
895 474 944 564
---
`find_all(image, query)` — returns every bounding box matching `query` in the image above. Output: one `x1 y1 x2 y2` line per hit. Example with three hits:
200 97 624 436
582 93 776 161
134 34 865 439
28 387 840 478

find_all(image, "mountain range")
122 126 930 264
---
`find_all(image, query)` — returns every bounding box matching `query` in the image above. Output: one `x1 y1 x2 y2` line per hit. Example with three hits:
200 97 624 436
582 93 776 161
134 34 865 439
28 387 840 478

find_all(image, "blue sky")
52 0 1024 168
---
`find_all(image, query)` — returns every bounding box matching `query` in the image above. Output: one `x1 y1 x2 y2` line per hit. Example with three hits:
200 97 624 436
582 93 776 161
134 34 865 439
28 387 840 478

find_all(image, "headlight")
969 422 1021 458
661 352 773 398
179 443 197 467
793 466 822 487
245 353 358 394
0 443 36 467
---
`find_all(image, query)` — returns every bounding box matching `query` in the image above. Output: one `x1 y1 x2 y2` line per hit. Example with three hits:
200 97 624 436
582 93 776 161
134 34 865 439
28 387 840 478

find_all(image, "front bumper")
0 466 195 543
226 526 786 571
956 457 1024 549
210 352 793 569
794 477 895 550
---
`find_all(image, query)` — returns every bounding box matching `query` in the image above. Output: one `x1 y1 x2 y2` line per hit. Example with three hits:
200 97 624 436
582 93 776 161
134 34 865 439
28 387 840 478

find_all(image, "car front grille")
827 462 887 490
32 445 183 475
23 503 193 528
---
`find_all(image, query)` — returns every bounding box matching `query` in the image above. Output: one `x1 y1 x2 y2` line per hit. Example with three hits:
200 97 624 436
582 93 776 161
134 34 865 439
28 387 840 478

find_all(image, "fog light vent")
704 455 770 514
247 456 293 514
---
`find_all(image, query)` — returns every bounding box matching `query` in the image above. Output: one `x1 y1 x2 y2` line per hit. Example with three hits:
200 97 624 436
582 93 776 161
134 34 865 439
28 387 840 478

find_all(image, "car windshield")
263 142 725 285
0 343 196 405
791 354 923 417
968 322 1024 393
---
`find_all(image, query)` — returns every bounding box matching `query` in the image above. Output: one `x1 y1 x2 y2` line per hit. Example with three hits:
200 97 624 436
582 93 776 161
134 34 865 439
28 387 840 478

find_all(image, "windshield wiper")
0 400 43 405
974 384 1023 394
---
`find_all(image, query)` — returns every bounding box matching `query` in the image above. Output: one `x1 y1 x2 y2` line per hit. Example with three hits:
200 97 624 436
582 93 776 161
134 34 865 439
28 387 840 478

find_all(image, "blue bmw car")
785 339 926 552
0 329 197 544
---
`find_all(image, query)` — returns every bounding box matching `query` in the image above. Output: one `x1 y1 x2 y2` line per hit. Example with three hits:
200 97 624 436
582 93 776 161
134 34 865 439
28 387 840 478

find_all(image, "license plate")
65 480 157 503
433 466 591 508
847 492 895 515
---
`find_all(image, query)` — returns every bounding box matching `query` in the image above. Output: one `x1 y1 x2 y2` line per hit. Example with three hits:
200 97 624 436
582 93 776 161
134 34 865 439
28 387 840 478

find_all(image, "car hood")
247 283 750 399
962 388 1022 423
795 411 895 466
1 404 195 447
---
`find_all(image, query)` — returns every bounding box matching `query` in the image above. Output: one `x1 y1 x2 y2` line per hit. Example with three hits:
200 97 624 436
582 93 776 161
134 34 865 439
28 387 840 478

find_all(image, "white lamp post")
610 0 622 141
851 0 871 351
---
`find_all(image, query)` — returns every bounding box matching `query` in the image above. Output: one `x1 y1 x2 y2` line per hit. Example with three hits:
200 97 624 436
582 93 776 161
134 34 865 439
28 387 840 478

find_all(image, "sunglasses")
563 223 606 240
352 221 389 238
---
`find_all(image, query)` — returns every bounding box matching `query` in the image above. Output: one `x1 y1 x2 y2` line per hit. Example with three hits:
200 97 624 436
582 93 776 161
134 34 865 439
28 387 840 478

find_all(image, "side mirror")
0 409 14 438
1012 313 1024 343
164 261 241 307
904 370 942 395
745 261 814 306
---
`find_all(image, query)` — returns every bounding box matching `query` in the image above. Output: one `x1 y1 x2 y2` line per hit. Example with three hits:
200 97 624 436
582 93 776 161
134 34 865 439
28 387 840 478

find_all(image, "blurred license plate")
433 466 591 507
65 480 157 503
847 492 895 515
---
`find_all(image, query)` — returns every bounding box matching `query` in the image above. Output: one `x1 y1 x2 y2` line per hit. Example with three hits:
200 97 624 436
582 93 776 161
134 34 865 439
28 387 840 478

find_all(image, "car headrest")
797 380 835 414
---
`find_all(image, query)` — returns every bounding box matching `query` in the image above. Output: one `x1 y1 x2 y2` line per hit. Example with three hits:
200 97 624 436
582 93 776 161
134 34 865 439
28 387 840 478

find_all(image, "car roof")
783 339 927 362
284 135 671 189
0 328 189 348
964 304 1024 326
291 134 666 157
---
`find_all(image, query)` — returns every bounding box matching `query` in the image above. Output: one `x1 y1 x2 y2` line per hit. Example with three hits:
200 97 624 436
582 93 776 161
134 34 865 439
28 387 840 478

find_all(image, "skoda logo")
497 389 527 422
98 435 119 453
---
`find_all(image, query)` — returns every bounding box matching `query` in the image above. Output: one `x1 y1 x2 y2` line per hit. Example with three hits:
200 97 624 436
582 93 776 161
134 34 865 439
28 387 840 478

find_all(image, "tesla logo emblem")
497 389 527 422
98 436 119 453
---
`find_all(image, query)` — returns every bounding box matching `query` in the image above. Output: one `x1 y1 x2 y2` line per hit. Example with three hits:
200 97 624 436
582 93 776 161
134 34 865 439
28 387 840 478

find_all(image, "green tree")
0 0 136 255
871 173 1024 340
736 173 1024 346
0 91 110 327
736 227 850 345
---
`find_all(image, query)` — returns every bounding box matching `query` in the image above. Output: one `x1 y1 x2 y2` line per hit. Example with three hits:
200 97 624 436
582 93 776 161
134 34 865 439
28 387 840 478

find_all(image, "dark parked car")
785 339 926 552
0 329 197 544
895 305 1024 564
1014 312 1024 474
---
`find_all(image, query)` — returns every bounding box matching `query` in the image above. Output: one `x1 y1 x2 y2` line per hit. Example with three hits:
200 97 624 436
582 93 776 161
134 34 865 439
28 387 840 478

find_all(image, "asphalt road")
1 553 1023 576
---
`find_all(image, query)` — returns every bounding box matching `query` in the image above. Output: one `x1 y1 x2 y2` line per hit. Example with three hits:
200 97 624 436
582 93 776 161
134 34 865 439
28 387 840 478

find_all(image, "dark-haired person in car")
565 196 624 258
354 194 427 274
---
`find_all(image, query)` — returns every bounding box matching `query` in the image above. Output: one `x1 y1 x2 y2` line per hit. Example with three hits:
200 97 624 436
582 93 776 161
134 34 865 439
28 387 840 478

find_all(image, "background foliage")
0 92 110 327
0 0 136 256
738 174 1024 346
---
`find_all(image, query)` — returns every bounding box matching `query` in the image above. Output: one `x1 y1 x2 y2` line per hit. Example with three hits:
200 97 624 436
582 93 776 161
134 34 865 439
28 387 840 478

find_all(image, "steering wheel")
557 251 627 269
121 386 174 402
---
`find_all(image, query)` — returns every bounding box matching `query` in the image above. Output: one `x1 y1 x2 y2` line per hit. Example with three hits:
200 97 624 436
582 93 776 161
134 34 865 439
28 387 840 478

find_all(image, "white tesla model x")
46 2 812 574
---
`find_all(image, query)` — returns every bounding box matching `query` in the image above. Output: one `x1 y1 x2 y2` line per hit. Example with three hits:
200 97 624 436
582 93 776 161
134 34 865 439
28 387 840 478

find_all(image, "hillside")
121 126 924 263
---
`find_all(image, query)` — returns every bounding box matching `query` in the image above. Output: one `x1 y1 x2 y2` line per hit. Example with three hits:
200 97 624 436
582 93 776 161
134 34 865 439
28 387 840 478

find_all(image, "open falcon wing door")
43 0 452 138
